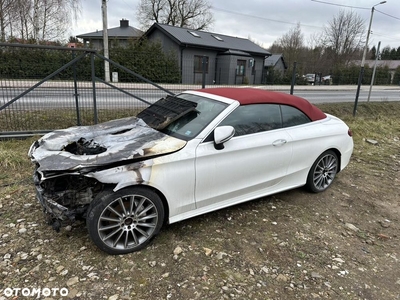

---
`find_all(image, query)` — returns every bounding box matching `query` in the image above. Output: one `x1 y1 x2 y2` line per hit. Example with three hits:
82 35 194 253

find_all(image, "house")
264 54 287 74
364 60 400 84
144 23 271 85
76 19 143 50
263 54 287 83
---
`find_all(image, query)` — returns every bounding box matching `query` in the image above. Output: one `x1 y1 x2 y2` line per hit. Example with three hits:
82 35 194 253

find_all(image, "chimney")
120 19 129 28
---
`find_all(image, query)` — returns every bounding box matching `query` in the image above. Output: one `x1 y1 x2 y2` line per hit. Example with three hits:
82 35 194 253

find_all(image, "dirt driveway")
0 106 399 300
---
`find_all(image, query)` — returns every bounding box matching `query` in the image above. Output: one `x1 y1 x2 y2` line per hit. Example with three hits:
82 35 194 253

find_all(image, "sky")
69 0 400 50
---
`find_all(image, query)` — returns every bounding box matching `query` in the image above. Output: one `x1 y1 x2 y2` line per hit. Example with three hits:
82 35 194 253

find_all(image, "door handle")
272 139 287 146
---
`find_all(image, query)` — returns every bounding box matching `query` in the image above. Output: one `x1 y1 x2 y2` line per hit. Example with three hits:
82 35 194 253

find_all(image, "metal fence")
7 42 396 138
0 43 182 138
1 43 297 138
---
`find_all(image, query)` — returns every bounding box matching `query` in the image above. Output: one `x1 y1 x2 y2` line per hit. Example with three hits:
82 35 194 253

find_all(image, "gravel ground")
1 137 399 300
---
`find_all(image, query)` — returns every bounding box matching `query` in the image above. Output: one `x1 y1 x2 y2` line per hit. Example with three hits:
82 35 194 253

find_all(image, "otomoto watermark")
3 287 69 298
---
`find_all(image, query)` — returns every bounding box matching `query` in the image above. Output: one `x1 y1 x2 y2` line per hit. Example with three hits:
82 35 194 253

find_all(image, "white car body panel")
166 116 352 224
29 89 353 232
194 128 292 208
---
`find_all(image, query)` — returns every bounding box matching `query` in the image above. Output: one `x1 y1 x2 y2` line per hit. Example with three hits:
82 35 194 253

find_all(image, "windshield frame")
139 93 229 141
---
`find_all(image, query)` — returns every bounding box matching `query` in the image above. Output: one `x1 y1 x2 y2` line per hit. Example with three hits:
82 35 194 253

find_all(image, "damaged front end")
29 116 187 231
32 170 102 231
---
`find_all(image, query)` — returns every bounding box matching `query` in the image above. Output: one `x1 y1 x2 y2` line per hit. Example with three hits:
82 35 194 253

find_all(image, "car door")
279 104 323 180
194 104 292 210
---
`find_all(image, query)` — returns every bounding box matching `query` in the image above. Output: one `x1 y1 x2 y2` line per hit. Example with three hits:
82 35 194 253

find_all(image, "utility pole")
353 1 386 116
102 0 110 82
367 41 381 102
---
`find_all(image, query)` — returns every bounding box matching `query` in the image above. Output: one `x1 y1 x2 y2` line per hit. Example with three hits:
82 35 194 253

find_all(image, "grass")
0 101 399 189
0 137 36 189
318 102 400 162
0 108 144 132
0 138 36 170
0 102 399 300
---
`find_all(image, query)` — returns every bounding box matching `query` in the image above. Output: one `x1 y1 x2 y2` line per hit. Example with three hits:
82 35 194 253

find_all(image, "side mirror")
214 126 235 150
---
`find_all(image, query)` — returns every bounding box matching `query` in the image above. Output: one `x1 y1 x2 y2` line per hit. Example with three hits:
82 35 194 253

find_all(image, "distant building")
144 23 271 85
364 60 400 84
351 60 400 84
263 54 287 83
76 19 143 50
264 54 287 75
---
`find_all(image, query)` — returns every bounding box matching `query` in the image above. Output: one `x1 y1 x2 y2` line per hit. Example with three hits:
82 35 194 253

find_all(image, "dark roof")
265 54 287 68
77 23 143 39
146 23 270 56
219 50 251 57
353 60 400 69
196 88 326 121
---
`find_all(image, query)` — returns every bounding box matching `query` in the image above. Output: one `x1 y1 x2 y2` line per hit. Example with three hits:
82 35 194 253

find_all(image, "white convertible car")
29 88 353 254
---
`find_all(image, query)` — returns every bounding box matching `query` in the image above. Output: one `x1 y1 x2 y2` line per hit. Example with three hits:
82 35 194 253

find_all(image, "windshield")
138 93 228 140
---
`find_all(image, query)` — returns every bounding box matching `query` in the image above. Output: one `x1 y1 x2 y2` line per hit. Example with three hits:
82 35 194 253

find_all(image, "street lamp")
353 1 386 116
102 0 110 82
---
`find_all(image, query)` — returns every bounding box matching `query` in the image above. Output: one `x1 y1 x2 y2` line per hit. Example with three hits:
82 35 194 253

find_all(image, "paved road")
1 86 399 110
292 90 399 103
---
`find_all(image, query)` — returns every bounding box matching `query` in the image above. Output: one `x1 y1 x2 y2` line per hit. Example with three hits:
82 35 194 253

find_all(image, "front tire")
86 186 164 255
306 150 338 193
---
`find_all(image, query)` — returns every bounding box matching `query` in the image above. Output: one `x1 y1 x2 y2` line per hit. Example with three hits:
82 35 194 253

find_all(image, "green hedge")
332 64 392 85
393 66 400 86
0 40 181 83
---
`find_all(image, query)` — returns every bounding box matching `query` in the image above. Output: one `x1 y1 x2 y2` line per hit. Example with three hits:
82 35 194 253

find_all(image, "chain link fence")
0 43 177 137
2 43 399 138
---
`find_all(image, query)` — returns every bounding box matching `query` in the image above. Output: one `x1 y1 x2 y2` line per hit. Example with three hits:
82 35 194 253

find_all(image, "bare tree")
2 0 80 42
322 10 365 67
0 0 14 41
304 32 332 75
270 23 304 72
6 0 28 40
137 0 213 30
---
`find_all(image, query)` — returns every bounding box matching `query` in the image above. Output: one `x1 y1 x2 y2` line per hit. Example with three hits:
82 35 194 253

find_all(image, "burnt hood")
29 117 187 172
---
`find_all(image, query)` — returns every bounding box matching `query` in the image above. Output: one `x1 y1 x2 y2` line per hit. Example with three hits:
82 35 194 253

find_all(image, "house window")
212 34 223 41
194 55 209 73
188 31 201 38
236 60 246 76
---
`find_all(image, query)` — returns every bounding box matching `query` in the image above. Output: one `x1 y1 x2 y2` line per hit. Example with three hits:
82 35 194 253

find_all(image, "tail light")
348 129 353 137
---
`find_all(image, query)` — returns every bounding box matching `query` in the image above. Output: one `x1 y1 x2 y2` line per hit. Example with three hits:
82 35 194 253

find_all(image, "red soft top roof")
196 88 326 121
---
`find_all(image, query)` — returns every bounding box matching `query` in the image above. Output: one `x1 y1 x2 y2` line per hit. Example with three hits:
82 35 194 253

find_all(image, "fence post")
202 56 206 89
290 61 297 95
91 52 98 124
72 51 81 126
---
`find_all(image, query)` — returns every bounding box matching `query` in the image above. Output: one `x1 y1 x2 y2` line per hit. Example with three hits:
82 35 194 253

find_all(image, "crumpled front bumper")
33 172 85 231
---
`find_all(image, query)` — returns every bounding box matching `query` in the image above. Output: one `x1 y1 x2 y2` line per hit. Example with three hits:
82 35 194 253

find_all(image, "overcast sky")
70 0 400 50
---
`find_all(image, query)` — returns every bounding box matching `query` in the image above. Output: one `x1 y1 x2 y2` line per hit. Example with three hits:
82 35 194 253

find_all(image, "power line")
212 6 322 29
375 9 400 22
371 32 400 42
310 0 369 10
212 4 400 45
311 1 400 22
120 0 136 11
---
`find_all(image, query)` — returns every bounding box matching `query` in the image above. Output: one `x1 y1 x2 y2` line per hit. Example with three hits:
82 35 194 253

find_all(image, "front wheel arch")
86 185 167 254
102 184 170 226
144 185 170 226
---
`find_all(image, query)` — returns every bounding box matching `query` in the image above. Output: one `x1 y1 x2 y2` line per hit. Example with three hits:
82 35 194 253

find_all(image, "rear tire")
306 150 338 193
86 186 164 255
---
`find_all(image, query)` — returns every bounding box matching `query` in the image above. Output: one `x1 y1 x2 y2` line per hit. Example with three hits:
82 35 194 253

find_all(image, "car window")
138 95 197 130
159 94 228 140
219 104 282 136
281 105 311 128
